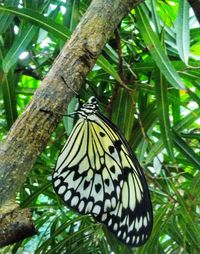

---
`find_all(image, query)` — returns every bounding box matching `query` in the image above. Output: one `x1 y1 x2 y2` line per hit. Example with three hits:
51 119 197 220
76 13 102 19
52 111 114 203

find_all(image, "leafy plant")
0 0 199 253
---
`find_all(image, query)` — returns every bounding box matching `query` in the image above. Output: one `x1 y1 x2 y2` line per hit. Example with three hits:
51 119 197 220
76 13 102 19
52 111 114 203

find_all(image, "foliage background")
0 0 200 253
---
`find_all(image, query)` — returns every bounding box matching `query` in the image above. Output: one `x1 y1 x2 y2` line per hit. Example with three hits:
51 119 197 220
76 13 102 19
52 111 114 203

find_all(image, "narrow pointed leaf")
146 108 200 163
96 55 123 85
136 5 185 89
3 25 38 73
176 0 190 64
70 0 80 31
0 6 71 40
112 88 135 141
1 71 17 128
171 89 181 124
173 130 200 169
130 103 157 149
155 73 174 159
0 0 17 33
150 0 161 34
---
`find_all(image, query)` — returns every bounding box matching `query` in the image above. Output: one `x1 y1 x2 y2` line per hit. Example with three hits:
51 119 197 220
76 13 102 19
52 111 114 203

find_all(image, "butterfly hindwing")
93 113 153 246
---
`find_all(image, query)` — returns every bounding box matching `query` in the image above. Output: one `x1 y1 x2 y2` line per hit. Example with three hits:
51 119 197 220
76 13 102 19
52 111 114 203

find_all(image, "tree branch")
0 0 142 246
0 208 36 247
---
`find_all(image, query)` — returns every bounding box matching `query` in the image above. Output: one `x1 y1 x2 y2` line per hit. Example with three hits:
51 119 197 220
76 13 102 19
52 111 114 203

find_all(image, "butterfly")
52 96 153 247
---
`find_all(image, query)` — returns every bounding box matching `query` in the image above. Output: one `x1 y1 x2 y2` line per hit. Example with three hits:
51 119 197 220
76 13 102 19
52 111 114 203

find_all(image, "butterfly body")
53 96 153 246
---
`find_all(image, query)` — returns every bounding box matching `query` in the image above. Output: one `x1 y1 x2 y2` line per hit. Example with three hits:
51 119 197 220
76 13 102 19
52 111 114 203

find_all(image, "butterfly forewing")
52 96 153 247
53 116 124 215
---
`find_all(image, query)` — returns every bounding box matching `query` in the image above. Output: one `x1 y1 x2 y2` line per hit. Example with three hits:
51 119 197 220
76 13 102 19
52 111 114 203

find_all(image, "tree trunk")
0 0 141 247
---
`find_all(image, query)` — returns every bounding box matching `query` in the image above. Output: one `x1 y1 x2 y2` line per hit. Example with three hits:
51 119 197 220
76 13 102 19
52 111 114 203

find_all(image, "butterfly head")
77 96 99 119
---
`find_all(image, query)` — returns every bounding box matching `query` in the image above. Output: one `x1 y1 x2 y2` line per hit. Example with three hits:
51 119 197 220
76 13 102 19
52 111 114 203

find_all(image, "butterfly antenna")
61 76 79 96
40 108 75 118
40 77 80 117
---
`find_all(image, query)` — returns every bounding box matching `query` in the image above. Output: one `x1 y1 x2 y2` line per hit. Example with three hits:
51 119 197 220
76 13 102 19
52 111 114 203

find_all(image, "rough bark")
0 208 36 246
0 0 141 246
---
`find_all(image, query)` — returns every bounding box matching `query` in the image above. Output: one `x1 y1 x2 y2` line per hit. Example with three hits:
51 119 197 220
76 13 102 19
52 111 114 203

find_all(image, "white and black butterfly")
53 96 153 247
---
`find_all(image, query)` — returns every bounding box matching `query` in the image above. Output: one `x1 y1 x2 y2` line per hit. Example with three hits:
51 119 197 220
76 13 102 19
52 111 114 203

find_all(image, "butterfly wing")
92 112 153 246
53 117 124 215
53 108 153 247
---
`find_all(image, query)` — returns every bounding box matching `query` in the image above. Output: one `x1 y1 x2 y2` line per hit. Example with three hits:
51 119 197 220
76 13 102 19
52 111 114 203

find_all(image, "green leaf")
135 5 185 89
190 171 200 197
190 27 200 43
176 0 190 64
111 88 136 141
180 69 200 81
167 217 184 245
0 0 17 33
141 204 170 253
173 130 200 169
70 0 80 31
3 25 38 73
149 0 161 34
130 103 157 150
21 182 51 208
0 6 71 40
174 108 200 131
169 183 200 250
1 71 17 128
155 73 174 159
96 55 123 85
145 141 163 164
146 108 200 163
63 96 78 135
171 89 181 124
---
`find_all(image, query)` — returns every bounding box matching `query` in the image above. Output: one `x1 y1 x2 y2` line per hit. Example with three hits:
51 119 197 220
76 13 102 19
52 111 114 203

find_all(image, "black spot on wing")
95 183 102 193
123 167 131 178
113 140 122 151
83 180 90 190
108 145 115 154
105 179 110 186
73 168 82 181
110 165 115 174
99 131 105 137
